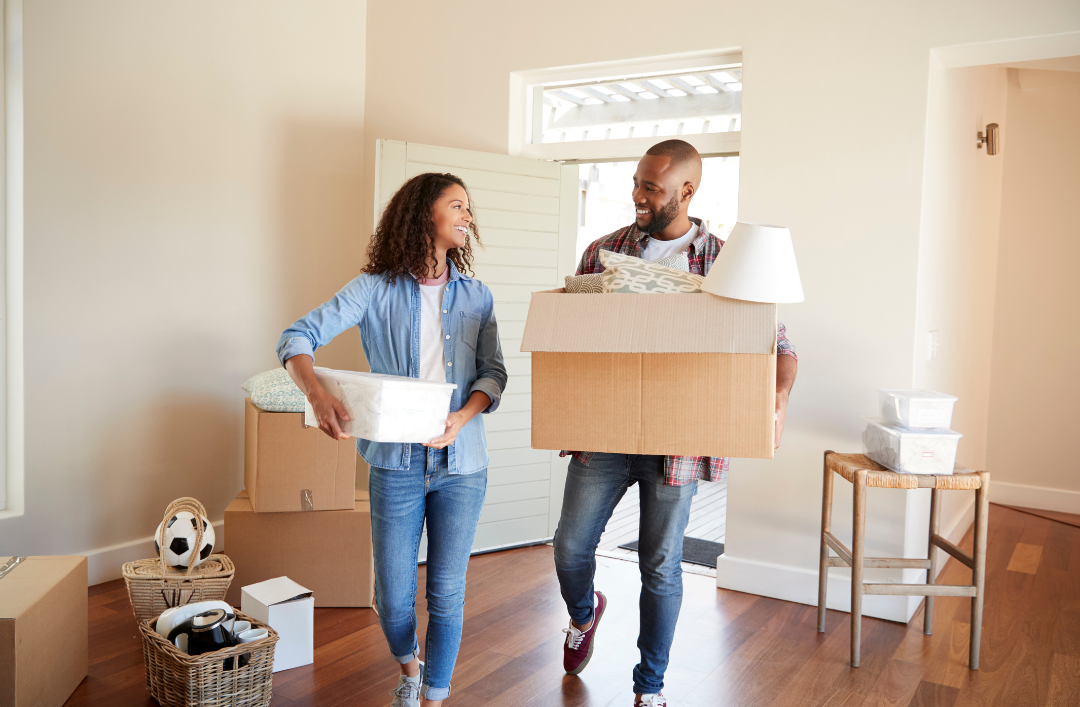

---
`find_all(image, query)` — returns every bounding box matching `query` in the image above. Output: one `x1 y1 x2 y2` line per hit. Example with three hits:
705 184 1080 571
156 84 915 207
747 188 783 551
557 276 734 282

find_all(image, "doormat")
617 536 725 569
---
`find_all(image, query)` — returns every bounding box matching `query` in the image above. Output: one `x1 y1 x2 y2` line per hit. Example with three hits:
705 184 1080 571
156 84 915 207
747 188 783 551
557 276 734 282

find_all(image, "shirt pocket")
459 311 482 352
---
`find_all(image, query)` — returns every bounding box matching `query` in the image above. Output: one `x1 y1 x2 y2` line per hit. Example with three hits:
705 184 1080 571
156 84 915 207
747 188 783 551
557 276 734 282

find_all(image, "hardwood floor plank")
906 680 960 707
855 658 925 707
1048 653 1080 707
996 504 1080 530
1006 543 1043 574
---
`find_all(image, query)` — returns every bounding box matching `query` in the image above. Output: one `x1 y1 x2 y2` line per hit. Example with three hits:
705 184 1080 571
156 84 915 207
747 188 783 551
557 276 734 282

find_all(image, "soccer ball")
154 511 215 570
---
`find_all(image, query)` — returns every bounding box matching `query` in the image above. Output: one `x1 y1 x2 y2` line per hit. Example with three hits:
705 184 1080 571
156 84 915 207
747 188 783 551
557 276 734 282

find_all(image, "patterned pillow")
565 274 604 293
598 250 704 294
242 368 307 412
652 251 690 272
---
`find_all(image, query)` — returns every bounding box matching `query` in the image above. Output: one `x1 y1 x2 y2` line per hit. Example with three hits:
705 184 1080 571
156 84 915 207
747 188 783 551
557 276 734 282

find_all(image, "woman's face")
432 183 472 253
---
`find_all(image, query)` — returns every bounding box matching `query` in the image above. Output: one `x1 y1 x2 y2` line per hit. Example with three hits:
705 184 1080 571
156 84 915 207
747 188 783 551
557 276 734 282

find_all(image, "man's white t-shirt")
417 267 450 383
641 221 698 262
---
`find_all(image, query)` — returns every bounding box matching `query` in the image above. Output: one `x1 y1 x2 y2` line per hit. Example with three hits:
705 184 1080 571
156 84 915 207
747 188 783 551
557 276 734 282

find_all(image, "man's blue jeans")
553 453 697 696
369 444 487 701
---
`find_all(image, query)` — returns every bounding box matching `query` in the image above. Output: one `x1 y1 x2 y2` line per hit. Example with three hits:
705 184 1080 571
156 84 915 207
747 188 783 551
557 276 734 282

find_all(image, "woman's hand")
285 354 351 440
423 391 492 450
423 410 467 449
308 386 352 440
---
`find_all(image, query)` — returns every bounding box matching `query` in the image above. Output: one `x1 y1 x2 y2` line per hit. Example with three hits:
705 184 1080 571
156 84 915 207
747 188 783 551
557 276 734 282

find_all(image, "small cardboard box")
0 556 88 707
224 490 374 608
245 397 357 512
241 576 314 672
521 291 777 459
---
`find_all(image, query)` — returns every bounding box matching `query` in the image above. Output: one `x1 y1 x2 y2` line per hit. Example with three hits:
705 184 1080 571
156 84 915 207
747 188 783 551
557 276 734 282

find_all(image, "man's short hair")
645 139 700 166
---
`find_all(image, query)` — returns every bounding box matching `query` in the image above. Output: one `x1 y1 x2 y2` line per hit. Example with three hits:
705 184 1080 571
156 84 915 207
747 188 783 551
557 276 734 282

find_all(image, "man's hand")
774 353 796 450
308 386 352 440
775 390 789 450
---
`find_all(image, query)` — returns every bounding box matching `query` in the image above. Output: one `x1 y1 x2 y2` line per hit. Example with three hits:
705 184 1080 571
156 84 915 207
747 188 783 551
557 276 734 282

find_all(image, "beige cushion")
564 273 604 293
598 250 704 294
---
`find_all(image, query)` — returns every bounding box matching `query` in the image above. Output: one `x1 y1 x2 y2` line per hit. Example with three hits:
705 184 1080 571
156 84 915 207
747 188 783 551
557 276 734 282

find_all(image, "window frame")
509 49 743 163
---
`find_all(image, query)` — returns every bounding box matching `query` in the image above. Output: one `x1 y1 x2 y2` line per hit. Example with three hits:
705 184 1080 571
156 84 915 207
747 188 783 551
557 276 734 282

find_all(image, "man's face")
632 155 683 234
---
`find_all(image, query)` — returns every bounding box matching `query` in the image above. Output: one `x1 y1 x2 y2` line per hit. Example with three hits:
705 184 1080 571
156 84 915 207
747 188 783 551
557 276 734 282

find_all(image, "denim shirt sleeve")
467 287 507 414
276 274 372 367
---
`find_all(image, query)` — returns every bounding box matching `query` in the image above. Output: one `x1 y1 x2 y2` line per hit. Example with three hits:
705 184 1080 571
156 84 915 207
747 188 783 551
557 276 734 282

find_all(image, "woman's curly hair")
363 172 480 283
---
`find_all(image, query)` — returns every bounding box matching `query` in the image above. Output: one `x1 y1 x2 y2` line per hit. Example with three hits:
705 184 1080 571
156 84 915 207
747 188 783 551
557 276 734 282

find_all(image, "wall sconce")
977 123 1000 155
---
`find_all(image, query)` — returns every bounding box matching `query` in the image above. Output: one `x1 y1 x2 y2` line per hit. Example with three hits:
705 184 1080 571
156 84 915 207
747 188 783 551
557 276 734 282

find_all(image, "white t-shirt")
417 268 450 383
641 222 698 262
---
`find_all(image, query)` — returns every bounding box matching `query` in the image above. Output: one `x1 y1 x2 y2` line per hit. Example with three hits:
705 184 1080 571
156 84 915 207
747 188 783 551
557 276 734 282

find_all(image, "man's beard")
638 193 680 234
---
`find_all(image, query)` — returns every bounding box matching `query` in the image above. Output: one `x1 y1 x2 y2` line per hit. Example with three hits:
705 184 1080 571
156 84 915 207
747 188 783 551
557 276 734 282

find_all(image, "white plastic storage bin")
304 368 457 443
878 389 958 430
862 417 962 475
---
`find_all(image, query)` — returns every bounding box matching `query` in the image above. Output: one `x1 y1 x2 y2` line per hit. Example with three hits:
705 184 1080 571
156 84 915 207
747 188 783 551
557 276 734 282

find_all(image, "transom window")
537 66 743 144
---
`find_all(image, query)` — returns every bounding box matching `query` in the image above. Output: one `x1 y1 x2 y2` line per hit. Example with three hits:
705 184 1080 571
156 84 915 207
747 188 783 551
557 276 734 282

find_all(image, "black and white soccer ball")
154 511 215 570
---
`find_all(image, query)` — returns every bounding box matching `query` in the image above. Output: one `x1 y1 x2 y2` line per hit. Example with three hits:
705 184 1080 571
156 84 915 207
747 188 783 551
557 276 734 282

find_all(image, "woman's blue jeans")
369 444 487 701
552 453 697 696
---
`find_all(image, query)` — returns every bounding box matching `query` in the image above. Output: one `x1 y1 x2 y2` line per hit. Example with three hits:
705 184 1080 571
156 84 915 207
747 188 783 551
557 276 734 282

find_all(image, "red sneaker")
562 590 607 675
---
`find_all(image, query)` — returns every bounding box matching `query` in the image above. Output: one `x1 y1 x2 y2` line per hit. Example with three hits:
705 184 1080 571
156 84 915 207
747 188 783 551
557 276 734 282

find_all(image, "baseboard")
716 494 976 624
990 481 1080 514
85 520 224 587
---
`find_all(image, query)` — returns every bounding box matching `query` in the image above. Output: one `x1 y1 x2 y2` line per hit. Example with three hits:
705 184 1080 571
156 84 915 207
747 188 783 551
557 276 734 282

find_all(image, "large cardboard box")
521 291 777 459
224 490 374 607
0 556 88 707
245 397 357 512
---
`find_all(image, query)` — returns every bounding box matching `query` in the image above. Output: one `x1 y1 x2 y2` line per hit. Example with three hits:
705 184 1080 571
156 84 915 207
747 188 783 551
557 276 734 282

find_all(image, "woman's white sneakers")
390 662 423 707
635 694 667 707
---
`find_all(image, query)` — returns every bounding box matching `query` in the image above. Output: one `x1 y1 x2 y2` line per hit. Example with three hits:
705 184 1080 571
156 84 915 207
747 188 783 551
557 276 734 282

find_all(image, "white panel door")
374 140 577 557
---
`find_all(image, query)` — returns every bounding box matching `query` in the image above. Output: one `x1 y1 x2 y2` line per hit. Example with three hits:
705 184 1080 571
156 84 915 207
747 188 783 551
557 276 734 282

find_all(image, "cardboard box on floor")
0 556 88 707
245 397 357 513
241 577 314 673
521 291 777 459
224 490 374 608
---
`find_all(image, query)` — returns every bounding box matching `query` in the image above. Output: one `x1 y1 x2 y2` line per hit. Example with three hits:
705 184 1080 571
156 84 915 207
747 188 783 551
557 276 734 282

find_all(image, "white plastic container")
862 417 962 475
878 389 958 430
303 367 457 443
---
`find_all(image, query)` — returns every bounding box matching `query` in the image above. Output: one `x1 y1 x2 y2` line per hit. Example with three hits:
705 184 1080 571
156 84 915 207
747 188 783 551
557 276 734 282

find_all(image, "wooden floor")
68 504 1080 707
596 480 727 577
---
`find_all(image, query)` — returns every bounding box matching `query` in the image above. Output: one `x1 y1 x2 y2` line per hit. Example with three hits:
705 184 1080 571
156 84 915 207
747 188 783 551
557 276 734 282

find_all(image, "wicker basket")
139 610 278 707
123 497 235 623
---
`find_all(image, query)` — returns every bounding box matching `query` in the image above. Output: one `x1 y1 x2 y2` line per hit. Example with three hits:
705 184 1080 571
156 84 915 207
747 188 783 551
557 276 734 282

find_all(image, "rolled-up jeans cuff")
422 684 450 701
392 646 418 665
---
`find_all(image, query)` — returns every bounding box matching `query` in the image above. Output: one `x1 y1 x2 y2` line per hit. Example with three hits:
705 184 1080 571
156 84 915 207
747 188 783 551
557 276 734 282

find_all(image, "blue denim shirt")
276 261 507 475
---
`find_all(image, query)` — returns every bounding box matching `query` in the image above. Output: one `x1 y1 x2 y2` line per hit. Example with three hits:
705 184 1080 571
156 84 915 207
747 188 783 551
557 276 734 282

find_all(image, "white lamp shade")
701 222 805 303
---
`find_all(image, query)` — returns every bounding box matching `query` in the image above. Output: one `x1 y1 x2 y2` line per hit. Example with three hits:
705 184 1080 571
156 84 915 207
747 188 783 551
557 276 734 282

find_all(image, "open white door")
374 140 577 557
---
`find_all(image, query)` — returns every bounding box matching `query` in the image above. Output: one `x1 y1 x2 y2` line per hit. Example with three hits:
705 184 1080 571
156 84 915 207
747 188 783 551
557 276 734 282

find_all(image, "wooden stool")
817 451 990 669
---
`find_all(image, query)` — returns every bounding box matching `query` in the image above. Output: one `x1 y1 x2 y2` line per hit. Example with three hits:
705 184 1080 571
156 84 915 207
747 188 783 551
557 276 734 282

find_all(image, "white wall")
986 67 1080 512
908 61 1008 585
0 1 367 583
363 2 1080 620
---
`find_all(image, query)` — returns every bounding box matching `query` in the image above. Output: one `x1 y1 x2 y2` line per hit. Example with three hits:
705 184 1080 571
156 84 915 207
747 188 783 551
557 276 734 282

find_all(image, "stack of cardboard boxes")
225 399 374 607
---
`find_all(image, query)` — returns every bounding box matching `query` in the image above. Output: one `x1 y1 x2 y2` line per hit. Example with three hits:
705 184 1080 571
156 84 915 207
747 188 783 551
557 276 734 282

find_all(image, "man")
552 139 798 707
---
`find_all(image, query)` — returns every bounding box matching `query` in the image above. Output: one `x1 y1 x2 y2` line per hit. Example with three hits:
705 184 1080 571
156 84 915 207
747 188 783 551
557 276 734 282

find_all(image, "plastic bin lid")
877 389 958 402
313 367 458 391
862 416 962 437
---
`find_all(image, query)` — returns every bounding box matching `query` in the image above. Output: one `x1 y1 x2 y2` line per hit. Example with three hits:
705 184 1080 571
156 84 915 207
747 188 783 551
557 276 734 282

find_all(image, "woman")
277 173 507 706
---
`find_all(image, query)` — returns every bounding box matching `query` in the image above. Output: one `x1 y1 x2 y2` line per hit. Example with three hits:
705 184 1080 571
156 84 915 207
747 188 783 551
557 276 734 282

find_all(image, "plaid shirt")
561 217 798 486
